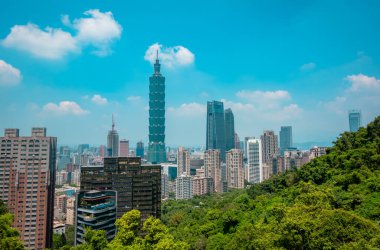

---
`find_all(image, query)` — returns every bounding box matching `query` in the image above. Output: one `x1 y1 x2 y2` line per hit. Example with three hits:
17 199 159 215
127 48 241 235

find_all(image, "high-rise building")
247 138 262 183
177 147 190 176
107 115 119 157
136 141 144 158
244 136 255 159
279 126 292 155
234 133 240 149
206 101 226 161
0 128 56 249
119 139 129 157
226 149 244 189
80 157 161 220
192 175 214 196
148 52 166 164
349 110 361 132
66 198 75 225
175 175 193 200
260 130 278 164
224 108 235 152
75 190 117 245
99 145 106 157
204 149 222 193
77 144 89 154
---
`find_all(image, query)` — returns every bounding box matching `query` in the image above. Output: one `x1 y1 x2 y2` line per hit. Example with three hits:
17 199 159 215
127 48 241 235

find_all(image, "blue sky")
1 0 379 147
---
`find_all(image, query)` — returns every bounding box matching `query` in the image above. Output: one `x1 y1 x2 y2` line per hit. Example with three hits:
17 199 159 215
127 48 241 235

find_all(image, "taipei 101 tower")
147 51 166 163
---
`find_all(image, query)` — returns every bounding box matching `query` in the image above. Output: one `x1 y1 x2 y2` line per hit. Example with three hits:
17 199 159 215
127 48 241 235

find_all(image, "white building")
175 175 193 200
226 149 244 189
247 138 262 183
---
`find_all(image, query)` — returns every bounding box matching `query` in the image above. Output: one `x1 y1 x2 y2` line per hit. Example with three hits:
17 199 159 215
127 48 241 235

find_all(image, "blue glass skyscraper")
148 52 166 163
349 110 361 132
206 101 226 161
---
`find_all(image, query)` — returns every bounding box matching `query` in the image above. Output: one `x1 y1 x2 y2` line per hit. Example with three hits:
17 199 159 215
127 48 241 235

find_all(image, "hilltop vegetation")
161 116 380 249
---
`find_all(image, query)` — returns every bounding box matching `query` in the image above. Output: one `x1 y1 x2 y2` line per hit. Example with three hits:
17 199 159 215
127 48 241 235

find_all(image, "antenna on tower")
112 113 115 131
156 49 158 61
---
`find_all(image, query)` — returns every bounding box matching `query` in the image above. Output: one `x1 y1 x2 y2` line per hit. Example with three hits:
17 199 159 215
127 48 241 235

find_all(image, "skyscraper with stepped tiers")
147 52 166 163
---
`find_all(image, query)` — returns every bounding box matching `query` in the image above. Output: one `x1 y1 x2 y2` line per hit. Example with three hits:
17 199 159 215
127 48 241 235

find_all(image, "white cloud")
91 94 108 105
43 101 88 116
144 43 195 68
2 23 78 59
127 96 141 102
300 62 316 71
0 60 21 86
1 9 122 59
72 9 122 56
236 90 290 109
346 74 380 91
167 102 206 117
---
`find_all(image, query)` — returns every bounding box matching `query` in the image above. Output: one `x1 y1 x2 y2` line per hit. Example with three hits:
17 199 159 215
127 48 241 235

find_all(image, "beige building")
204 149 222 193
0 128 56 249
177 147 190 176
226 149 244 189
66 198 75 225
192 169 214 196
261 130 278 164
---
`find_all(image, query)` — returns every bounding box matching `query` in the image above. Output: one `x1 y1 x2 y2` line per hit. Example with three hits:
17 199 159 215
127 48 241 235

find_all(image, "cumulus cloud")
167 103 206 117
1 23 78 59
1 9 122 59
0 60 22 86
91 94 108 105
72 9 122 56
236 90 291 108
43 101 88 116
144 43 195 68
300 62 316 71
346 74 380 91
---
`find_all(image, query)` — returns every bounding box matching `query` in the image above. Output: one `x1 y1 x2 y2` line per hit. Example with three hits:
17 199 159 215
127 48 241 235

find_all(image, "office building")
99 145 106 158
224 108 235 152
78 144 89 155
80 157 161 220
136 141 144 158
247 138 262 183
204 149 222 193
147 52 166 163
75 190 117 245
226 149 244 189
0 128 56 249
279 126 292 155
261 130 278 164
119 139 129 157
206 101 226 161
177 147 190 176
175 175 193 200
107 115 119 157
244 136 255 159
349 110 361 132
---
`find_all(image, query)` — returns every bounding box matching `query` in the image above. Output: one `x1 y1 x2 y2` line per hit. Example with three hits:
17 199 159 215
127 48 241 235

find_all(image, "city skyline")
1 1 380 147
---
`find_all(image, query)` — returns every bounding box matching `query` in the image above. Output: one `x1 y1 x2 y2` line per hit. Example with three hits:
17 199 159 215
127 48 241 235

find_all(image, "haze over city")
1 0 379 147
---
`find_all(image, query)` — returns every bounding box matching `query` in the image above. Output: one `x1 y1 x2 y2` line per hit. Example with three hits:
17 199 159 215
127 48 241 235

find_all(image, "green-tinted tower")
148 52 166 163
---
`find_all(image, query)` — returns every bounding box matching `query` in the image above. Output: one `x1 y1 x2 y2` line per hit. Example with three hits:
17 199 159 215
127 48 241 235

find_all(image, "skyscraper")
349 110 361 132
206 101 226 161
136 141 144 158
177 146 190 176
204 149 222 193
279 126 292 155
224 108 235 152
119 139 129 156
107 115 119 157
175 175 193 200
260 130 278 164
148 52 166 163
247 138 262 183
0 128 57 249
226 149 244 189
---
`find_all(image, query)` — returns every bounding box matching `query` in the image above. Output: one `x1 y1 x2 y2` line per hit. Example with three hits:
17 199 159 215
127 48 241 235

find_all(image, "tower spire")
112 113 115 131
156 49 158 61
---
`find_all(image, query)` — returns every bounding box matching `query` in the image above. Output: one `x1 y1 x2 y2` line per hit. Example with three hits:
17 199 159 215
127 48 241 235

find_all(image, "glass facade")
279 126 292 155
349 110 361 132
224 108 235 152
206 101 226 161
148 57 166 163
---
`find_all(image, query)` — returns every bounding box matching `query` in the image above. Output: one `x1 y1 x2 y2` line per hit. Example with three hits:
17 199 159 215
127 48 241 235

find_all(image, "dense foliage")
68 116 380 249
161 116 380 249
0 200 24 250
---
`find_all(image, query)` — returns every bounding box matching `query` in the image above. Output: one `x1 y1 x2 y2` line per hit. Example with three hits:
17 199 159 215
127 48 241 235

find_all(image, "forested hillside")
161 116 380 249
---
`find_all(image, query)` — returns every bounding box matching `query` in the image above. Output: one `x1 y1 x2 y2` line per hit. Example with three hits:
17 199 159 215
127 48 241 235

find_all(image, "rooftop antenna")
112 113 115 131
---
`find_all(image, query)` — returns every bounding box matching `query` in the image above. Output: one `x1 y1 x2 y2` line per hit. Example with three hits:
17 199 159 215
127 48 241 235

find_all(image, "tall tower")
177 146 190 176
224 108 235 152
107 114 119 157
260 130 278 164
206 101 226 161
148 51 166 163
349 110 361 132
247 138 262 184
279 126 292 155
